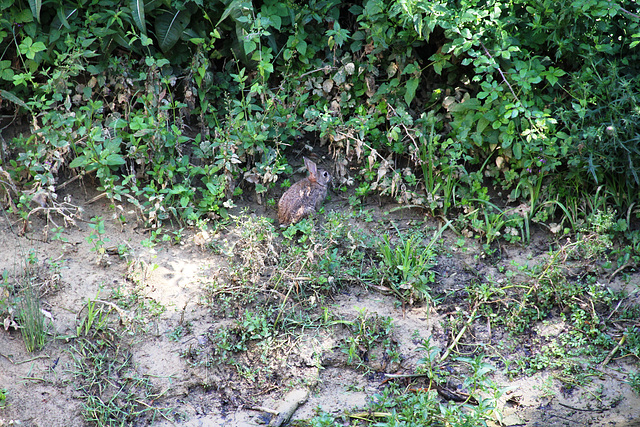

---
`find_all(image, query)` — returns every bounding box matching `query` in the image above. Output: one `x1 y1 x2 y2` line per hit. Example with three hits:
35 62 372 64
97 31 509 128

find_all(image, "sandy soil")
1 181 640 427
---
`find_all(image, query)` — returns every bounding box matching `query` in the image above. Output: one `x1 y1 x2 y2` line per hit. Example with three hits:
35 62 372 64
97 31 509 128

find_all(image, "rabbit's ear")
304 157 318 179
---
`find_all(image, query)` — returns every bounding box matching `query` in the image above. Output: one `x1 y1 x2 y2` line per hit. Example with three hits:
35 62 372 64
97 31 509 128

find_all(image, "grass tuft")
18 281 46 352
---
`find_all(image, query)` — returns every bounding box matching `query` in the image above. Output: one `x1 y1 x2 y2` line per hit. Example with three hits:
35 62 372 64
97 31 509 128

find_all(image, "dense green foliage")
1 0 639 241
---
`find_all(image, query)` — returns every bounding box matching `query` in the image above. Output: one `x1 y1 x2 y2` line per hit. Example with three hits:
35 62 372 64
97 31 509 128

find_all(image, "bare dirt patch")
1 182 640 427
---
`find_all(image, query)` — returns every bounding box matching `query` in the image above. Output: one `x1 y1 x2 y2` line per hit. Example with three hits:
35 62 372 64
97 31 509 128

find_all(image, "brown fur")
278 157 332 226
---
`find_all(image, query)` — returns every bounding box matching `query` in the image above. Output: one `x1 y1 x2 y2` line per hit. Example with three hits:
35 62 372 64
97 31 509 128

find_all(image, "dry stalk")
440 304 479 363
600 333 627 369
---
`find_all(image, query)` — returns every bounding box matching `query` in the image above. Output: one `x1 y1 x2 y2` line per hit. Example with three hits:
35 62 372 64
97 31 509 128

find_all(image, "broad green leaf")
1 66 14 81
28 0 41 22
433 60 443 75
52 8 77 30
155 10 191 52
130 0 146 35
448 98 481 112
0 89 28 109
545 72 558 87
86 64 105 74
16 9 33 23
104 138 121 152
476 117 490 134
269 15 281 30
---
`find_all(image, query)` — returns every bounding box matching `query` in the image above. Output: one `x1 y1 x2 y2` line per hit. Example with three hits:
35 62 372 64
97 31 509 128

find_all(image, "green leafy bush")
0 0 639 239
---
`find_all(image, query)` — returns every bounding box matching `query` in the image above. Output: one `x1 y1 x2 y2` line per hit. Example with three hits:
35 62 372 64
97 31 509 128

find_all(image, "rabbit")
278 157 332 226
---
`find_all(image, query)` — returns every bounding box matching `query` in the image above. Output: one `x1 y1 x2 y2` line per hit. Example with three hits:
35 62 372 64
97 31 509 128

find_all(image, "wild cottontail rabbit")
278 157 332 226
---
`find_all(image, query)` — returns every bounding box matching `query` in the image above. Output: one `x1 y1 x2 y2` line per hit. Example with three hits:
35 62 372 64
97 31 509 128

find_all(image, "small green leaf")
404 77 419 106
296 40 307 55
512 141 522 159
403 63 417 75
243 39 257 55
0 66 14 81
433 60 443 75
105 153 126 166
545 73 558 87
31 41 46 51
69 156 87 168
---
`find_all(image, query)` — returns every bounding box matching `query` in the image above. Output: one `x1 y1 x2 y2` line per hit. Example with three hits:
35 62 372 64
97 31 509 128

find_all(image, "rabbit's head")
305 157 332 187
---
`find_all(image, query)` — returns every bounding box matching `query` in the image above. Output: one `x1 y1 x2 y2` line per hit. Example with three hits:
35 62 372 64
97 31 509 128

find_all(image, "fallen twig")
0 353 50 365
600 333 626 368
249 405 278 415
349 411 391 421
558 401 607 413
608 261 634 283
440 304 479 363
268 388 309 427
22 376 52 383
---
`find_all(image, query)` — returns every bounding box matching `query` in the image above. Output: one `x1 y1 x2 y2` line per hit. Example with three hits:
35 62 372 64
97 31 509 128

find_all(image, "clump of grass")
76 296 111 338
378 224 444 305
3 251 64 352
340 308 399 369
468 228 640 386
0 387 7 408
71 314 173 425
18 281 46 352
226 213 280 286
200 214 281 313
61 285 176 424
0 269 16 330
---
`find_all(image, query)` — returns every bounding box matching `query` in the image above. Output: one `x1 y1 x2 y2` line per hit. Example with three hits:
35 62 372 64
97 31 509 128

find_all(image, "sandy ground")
1 182 640 426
